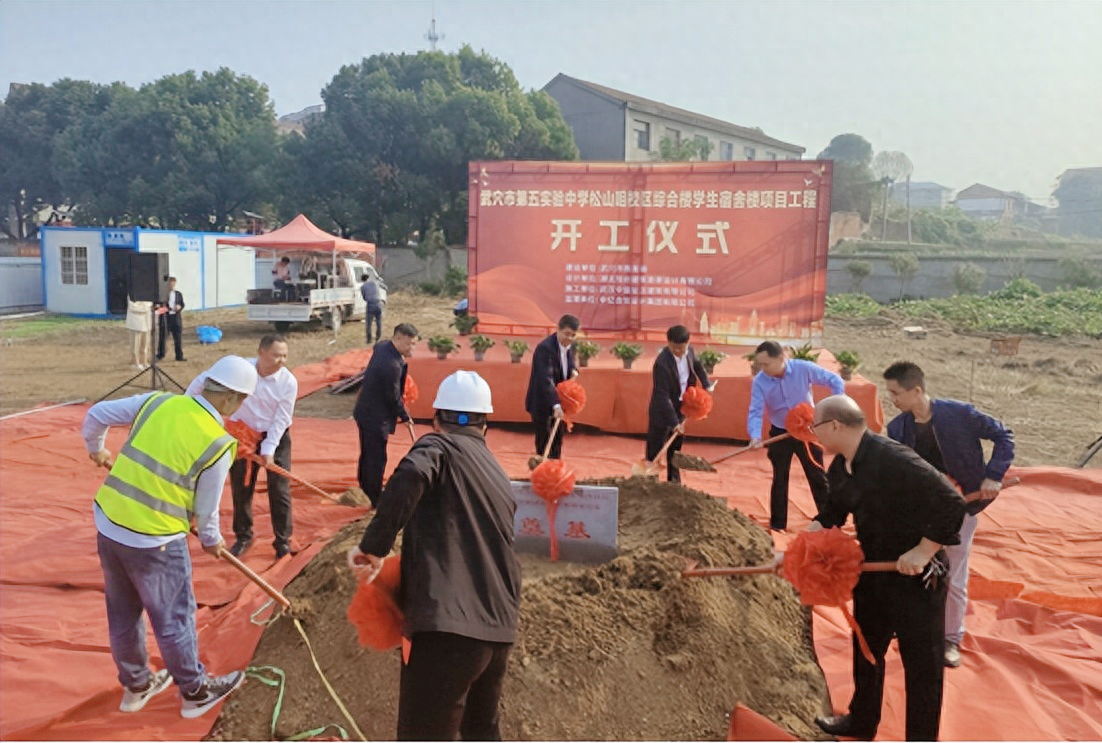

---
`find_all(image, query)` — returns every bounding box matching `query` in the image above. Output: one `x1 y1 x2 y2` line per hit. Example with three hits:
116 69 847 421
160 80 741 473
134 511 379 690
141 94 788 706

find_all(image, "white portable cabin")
40 227 256 316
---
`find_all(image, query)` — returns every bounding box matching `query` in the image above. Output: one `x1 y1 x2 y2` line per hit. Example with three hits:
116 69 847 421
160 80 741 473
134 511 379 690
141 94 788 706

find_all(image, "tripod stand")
98 306 185 402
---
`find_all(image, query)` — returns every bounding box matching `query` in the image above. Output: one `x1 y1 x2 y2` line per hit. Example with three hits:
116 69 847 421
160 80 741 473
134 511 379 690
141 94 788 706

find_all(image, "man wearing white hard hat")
83 356 258 719
348 370 521 741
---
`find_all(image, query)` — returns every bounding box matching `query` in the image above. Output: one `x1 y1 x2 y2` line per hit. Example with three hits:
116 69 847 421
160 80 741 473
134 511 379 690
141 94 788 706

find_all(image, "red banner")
468 160 832 343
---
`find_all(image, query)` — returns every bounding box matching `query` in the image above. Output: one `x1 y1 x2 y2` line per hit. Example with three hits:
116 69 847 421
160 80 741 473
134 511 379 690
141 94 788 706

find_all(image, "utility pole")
425 8 443 51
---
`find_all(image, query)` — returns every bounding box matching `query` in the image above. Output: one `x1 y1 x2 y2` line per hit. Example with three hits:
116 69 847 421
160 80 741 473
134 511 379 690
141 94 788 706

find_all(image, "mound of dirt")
209 478 831 741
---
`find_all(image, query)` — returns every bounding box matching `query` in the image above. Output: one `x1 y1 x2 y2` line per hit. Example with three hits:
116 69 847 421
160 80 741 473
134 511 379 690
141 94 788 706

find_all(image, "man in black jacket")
347 370 521 741
156 277 186 362
810 395 965 742
645 325 712 482
524 314 579 460
353 323 418 507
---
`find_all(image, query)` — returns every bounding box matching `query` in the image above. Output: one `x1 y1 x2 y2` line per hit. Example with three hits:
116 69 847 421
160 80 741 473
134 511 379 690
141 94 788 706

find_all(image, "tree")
871 151 913 241
653 135 712 162
889 252 920 300
299 46 578 246
951 262 986 295
846 260 873 293
56 69 280 230
0 79 126 239
1053 168 1102 239
818 134 877 221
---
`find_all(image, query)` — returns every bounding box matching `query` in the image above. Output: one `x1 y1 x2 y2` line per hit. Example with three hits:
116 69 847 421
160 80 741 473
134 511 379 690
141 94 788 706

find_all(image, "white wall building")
40 227 255 316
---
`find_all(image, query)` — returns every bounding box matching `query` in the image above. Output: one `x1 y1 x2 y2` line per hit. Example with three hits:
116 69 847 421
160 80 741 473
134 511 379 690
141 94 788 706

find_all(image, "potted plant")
504 339 529 364
788 342 821 362
452 314 479 336
611 341 643 370
744 350 761 376
469 334 495 361
427 335 459 360
835 350 861 381
697 348 727 375
574 339 601 368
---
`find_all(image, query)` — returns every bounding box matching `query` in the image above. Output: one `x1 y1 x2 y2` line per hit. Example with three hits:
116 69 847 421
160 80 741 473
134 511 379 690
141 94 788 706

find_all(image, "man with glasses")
808 395 965 742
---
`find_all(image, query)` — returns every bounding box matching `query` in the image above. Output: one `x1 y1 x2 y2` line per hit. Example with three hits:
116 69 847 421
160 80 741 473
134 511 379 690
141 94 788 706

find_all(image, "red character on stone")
565 521 591 539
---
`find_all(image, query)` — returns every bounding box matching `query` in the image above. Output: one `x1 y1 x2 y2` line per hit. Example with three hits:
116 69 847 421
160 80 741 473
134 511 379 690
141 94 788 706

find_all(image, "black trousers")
356 422 388 508
847 568 948 741
157 313 183 360
766 424 828 529
365 304 383 344
645 423 684 482
230 430 292 551
397 632 512 741
532 416 564 460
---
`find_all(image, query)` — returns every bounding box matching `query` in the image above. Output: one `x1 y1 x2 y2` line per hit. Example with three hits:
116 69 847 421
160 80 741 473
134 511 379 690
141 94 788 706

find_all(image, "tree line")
0 46 578 243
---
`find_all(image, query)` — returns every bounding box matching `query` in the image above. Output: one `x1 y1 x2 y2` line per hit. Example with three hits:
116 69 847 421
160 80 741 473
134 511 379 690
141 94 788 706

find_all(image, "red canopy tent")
217 214 376 260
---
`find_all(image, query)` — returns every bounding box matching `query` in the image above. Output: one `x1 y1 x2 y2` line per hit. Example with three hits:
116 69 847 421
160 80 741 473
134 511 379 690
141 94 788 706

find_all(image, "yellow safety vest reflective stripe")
95 393 236 536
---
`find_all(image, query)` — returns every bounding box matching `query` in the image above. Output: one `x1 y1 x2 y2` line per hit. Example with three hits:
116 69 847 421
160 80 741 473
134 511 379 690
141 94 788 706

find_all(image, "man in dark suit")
354 323 419 507
524 314 580 460
156 277 186 362
646 325 713 482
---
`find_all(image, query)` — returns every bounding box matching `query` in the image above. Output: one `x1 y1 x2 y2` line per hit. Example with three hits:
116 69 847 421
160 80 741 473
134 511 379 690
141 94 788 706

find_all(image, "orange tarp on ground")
2 404 1100 739
293 343 884 439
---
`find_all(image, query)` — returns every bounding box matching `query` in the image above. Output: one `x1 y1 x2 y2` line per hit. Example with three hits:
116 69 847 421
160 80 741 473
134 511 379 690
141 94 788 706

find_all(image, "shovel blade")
670 451 716 472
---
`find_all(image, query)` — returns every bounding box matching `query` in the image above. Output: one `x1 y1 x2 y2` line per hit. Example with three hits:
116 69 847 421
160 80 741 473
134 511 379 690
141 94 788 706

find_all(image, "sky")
2 0 1099 203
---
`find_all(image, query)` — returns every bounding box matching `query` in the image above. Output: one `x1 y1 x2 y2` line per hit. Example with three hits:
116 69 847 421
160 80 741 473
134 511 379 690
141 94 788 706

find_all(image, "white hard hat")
432 370 493 414
205 355 259 395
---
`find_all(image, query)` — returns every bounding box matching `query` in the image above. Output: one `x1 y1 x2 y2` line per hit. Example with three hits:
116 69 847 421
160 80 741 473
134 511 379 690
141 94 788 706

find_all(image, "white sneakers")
120 669 172 713
180 670 246 718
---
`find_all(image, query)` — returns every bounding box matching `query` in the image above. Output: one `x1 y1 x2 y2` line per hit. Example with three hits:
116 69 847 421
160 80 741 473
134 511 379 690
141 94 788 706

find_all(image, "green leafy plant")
825 293 882 317
504 339 529 357
427 335 459 356
835 350 861 370
889 252 921 299
951 262 987 295
610 342 643 361
846 260 873 292
788 342 821 362
468 334 495 355
574 339 601 366
452 314 479 335
698 348 727 372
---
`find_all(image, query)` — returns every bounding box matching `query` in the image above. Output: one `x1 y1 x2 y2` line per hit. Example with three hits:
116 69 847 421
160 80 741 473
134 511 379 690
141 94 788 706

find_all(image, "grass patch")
0 314 116 339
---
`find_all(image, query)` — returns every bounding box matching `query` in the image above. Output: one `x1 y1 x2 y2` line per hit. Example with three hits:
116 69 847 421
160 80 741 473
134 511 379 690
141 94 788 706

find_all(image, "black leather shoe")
274 544 293 559
228 539 252 558
176 357 187 362
815 714 874 739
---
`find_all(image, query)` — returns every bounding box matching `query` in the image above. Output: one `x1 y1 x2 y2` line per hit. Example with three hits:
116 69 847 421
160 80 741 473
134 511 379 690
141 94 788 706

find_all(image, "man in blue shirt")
747 341 846 530
883 361 1014 669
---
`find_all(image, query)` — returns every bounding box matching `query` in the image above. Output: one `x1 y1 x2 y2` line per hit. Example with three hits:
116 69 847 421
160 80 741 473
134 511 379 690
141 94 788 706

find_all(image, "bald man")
809 395 965 742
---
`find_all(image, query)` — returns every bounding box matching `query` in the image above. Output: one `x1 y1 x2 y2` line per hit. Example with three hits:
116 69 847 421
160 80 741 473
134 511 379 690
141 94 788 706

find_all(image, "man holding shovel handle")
642 325 713 481
83 356 258 719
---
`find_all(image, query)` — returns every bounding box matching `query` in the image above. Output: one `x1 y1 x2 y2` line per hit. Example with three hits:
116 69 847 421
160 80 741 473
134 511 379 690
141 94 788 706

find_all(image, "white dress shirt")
185 359 298 457
675 352 690 398
166 289 182 315
559 342 570 380
83 392 232 548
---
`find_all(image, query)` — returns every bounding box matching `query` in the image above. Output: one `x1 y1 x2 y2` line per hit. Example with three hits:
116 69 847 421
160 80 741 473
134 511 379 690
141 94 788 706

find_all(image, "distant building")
889 181 953 210
954 183 1042 222
542 73 803 162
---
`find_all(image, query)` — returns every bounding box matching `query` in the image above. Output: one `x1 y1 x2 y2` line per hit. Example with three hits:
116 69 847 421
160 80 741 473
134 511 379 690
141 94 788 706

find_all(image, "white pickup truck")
246 255 382 333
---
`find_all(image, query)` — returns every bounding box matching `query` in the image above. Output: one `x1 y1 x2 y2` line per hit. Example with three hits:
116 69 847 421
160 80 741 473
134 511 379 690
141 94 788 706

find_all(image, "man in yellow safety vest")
84 355 257 718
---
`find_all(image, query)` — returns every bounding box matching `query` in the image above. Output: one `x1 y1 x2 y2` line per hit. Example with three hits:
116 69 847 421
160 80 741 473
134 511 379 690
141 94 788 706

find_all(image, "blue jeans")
97 532 205 694
366 303 383 343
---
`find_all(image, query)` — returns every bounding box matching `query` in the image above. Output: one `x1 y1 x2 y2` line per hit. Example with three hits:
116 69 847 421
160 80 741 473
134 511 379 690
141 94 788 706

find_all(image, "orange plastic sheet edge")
3 405 1100 740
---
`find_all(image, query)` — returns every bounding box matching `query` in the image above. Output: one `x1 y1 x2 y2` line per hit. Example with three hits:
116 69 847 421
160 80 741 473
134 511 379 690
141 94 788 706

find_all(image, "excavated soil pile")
209 478 831 741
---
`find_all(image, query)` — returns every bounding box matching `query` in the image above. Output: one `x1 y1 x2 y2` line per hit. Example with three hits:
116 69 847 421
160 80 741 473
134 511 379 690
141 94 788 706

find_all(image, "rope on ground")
246 664 351 741
293 617 369 741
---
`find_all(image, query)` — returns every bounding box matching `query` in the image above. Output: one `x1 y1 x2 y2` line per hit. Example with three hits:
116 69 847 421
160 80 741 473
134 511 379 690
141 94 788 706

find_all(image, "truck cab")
247 252 382 332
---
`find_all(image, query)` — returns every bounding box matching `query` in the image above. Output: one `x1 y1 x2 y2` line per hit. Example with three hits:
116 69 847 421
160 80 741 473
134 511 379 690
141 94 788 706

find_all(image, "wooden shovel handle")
962 476 1020 503
710 432 791 466
541 417 563 461
243 452 341 504
216 546 293 609
683 558 898 578
643 428 683 473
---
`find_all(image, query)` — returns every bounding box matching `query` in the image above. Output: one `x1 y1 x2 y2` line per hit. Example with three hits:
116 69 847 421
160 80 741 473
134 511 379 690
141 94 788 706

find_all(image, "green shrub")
825 294 882 317
846 260 873 292
952 262 987 295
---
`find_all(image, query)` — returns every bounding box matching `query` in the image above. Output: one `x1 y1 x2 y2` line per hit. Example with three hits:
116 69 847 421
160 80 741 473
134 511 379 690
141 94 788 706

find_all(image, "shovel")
631 428 682 477
242 452 349 506
680 554 897 578
527 417 563 470
671 432 791 472
406 420 417 445
962 476 1019 503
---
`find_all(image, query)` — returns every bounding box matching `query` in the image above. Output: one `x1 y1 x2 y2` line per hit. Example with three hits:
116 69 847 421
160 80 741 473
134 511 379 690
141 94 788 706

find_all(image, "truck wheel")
325 309 342 332
273 321 291 333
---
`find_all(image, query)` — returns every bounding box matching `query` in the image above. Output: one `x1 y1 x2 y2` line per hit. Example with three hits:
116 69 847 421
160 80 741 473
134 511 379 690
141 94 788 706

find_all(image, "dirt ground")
208 478 832 742
2 292 1099 466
